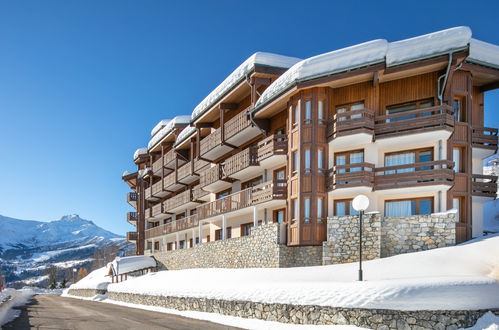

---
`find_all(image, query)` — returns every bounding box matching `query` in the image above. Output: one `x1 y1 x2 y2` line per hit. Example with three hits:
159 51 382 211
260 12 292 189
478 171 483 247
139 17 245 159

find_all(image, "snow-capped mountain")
0 214 133 288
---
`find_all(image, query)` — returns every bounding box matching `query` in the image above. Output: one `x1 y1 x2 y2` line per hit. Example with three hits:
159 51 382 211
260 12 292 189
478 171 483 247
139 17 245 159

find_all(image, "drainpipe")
437 52 453 105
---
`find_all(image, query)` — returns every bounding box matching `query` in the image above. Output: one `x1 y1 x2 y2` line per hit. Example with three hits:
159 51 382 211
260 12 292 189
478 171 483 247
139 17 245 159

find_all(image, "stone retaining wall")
324 213 457 264
67 288 107 297
151 223 322 270
108 291 497 329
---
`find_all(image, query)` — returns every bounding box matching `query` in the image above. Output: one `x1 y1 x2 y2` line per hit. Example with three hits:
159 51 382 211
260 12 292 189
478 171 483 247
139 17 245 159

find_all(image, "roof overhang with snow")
148 115 191 152
107 256 158 276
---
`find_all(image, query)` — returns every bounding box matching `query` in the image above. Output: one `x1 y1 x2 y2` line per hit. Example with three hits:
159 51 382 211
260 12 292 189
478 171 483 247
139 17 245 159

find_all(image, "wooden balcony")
224 109 260 147
177 161 199 184
163 189 199 213
145 215 199 240
327 163 375 192
126 211 137 226
327 109 374 144
164 149 179 169
126 231 138 242
194 159 210 173
374 160 454 190
144 187 158 201
199 128 233 161
223 147 259 180
197 181 287 220
151 180 168 198
145 207 153 220
472 127 498 156
471 174 497 198
127 192 137 208
192 184 210 202
199 163 231 192
152 157 163 175
257 134 287 168
162 171 183 192
375 105 454 139
150 202 169 220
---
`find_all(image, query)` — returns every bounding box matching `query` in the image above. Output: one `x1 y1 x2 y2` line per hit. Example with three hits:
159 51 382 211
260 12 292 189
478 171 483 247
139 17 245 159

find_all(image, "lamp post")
115 256 121 282
352 195 369 281
72 268 77 284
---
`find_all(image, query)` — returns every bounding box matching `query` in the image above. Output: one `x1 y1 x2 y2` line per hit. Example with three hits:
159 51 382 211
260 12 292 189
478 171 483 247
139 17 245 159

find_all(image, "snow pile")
191 52 301 121
107 256 157 276
148 115 191 150
109 234 499 311
484 199 499 233
174 125 196 147
0 288 35 326
133 148 148 160
151 119 170 137
255 40 387 109
460 311 499 330
469 39 499 70
69 266 110 290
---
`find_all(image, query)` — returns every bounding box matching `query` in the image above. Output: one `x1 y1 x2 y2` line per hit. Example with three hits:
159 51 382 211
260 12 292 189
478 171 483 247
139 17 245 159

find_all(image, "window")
189 238 193 248
384 148 433 174
273 209 285 223
241 222 253 236
304 197 311 223
292 199 298 220
292 103 299 125
179 240 185 249
215 229 223 241
318 100 325 123
292 151 298 175
242 176 263 189
226 226 232 239
304 149 311 173
453 96 466 122
305 100 312 123
274 167 286 187
453 197 464 222
206 235 210 242
453 147 464 173
385 197 433 217
317 197 323 220
195 237 199 244
276 127 286 141
318 148 324 173
334 199 359 216
167 242 173 251
335 150 364 174
216 189 231 199
336 102 364 121
154 241 160 251
386 99 433 122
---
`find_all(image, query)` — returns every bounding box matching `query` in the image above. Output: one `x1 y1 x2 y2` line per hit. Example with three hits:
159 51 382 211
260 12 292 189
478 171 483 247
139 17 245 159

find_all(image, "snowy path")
2 294 242 330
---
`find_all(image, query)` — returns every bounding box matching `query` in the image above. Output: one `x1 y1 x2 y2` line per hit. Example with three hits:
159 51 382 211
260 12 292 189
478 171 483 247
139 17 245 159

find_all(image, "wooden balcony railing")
127 192 137 204
257 134 287 162
145 214 199 239
472 127 498 150
327 163 375 190
374 160 454 190
163 171 176 189
164 149 177 167
375 105 454 138
471 174 497 198
194 159 210 173
152 157 163 173
327 109 375 139
126 231 138 241
223 147 258 178
192 185 210 200
144 187 153 200
199 128 222 156
178 161 198 181
126 211 137 224
199 164 222 188
197 181 286 220
224 109 252 141
164 189 192 212
151 202 164 218
145 207 152 219
151 180 163 196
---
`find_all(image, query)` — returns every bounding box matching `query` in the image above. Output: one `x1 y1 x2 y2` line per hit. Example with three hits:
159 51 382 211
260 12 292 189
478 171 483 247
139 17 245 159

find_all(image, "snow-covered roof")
254 26 499 112
122 170 132 177
108 256 157 276
148 115 191 150
191 52 301 122
174 125 196 147
151 119 171 137
133 148 148 160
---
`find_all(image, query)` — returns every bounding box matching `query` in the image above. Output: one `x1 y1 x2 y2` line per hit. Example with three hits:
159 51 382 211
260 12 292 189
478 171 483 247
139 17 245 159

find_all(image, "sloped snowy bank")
0 288 35 326
68 266 110 290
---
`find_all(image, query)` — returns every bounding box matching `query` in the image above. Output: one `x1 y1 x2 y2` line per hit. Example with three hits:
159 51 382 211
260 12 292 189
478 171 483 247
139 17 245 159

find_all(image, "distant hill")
0 214 133 288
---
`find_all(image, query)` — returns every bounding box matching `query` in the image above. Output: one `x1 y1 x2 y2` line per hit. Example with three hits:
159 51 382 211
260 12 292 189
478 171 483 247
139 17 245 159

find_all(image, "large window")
216 188 231 199
241 222 253 236
292 103 299 125
292 199 298 221
305 100 312 123
453 95 466 122
292 151 298 175
384 148 433 174
242 176 263 190
304 197 311 223
215 229 223 241
334 199 359 216
385 197 433 217
453 147 464 173
335 150 364 173
273 209 285 223
317 197 324 220
386 99 434 122
318 148 325 173
304 149 311 173
336 102 364 121
274 167 286 187
318 100 325 124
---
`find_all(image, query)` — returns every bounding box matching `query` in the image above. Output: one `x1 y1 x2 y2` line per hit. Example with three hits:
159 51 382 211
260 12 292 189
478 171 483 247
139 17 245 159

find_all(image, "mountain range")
0 214 133 288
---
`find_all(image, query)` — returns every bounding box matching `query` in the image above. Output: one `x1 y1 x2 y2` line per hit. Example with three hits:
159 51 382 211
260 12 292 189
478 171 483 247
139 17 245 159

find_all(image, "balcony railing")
151 180 163 196
200 164 222 188
374 160 454 190
199 128 222 156
224 109 252 141
145 214 199 239
126 211 137 225
192 185 210 200
327 109 375 139
164 189 192 212
163 172 176 189
164 149 177 168
374 105 454 138
197 181 286 220
223 147 258 178
145 187 152 200
152 157 163 174
194 159 210 173
151 203 164 218
257 134 287 162
327 163 375 190
472 127 498 150
145 207 152 219
127 192 137 206
472 174 497 198
126 231 138 241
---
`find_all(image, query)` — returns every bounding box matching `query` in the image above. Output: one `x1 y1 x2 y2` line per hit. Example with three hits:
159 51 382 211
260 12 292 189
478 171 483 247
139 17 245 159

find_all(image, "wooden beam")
195 122 213 128
219 103 238 110
252 77 272 86
461 62 499 77
479 81 499 92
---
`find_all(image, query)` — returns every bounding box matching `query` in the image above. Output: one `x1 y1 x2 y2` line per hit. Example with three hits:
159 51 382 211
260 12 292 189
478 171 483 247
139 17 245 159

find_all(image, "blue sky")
0 1 498 235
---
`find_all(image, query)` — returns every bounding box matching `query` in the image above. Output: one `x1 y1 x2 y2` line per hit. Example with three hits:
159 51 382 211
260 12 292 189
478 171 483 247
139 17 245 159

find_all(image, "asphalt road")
2 294 243 330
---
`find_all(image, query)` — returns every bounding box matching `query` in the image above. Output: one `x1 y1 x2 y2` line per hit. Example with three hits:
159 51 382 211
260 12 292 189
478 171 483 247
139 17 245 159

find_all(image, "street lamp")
352 195 369 281
115 257 121 282
72 268 77 284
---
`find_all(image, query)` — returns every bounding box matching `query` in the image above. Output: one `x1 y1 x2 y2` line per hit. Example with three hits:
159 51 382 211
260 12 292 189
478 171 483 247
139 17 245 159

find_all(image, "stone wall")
323 212 457 264
151 223 322 270
67 288 107 297
108 291 497 329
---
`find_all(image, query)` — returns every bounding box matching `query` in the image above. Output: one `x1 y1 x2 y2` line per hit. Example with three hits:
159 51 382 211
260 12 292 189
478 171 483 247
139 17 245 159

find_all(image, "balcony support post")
198 221 202 244
222 215 227 240
191 228 196 247
253 206 258 227
176 232 179 250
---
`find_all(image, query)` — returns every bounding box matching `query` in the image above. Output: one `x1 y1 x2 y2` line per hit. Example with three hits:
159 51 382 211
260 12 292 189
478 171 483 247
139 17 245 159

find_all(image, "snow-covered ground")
0 288 35 326
69 266 111 290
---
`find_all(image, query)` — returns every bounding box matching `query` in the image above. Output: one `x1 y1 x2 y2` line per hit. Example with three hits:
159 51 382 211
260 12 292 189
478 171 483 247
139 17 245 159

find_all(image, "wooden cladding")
145 215 199 240
327 109 374 139
224 108 252 141
327 163 375 190
472 127 498 150
199 164 222 188
192 185 209 200
471 174 498 198
151 203 164 217
223 147 258 178
196 181 287 220
199 128 222 156
164 189 192 212
257 134 287 161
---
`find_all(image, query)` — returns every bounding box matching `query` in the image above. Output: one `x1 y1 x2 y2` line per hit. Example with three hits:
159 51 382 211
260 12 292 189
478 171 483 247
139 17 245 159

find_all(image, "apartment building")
123 27 498 261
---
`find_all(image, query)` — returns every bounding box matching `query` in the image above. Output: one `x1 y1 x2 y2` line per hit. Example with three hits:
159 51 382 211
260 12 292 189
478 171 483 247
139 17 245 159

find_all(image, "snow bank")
0 288 35 326
69 266 110 290
148 115 191 150
460 311 499 330
469 39 499 70
191 52 301 121
133 148 148 161
109 234 499 311
107 256 157 276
